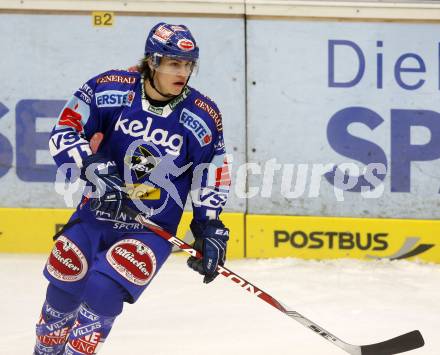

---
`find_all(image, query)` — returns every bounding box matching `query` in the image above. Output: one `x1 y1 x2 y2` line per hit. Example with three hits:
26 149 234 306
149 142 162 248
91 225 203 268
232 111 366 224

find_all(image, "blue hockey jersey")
49 69 230 234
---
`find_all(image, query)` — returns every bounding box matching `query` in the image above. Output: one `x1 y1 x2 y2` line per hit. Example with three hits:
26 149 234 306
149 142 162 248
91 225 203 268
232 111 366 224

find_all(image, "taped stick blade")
360 330 424 355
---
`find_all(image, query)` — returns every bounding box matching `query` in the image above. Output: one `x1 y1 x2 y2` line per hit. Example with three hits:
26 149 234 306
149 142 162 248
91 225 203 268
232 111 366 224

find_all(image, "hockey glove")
80 153 129 222
187 219 229 284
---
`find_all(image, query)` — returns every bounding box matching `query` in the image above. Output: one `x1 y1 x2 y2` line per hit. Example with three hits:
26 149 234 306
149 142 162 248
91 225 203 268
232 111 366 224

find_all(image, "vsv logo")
49 131 85 156
196 187 228 208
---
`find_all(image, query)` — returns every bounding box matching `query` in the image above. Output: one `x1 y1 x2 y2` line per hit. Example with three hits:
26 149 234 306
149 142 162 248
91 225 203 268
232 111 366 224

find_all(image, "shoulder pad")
188 88 223 132
94 69 139 86
85 70 139 109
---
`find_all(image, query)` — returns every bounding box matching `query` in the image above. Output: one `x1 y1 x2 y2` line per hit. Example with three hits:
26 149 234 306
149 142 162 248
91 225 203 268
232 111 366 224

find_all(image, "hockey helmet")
145 23 199 74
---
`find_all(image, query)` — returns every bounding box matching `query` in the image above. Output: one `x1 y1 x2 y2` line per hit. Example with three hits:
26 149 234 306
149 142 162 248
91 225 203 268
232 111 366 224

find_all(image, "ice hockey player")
34 22 230 354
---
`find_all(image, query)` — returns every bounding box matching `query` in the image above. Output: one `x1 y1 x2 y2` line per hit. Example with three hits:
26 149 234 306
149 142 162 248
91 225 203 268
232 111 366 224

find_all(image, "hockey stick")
127 209 424 355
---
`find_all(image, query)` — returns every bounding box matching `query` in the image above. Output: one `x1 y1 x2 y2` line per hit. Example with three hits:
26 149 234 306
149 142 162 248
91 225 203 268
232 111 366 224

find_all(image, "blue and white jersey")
49 69 230 234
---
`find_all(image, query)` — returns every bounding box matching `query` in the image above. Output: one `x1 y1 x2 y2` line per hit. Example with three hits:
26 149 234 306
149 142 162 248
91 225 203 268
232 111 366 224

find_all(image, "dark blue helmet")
144 22 199 62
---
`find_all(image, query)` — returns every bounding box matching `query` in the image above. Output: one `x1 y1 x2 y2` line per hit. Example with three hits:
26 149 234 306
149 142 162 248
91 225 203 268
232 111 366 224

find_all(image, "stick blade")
360 330 424 355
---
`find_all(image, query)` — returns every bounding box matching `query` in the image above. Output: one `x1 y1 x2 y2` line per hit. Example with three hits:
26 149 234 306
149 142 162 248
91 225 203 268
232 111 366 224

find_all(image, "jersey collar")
141 77 190 117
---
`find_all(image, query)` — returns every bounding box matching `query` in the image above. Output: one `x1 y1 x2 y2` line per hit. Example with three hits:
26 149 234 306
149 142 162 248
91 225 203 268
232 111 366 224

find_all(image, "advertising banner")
247 20 440 218
247 214 439 262
0 209 245 258
2 12 440 260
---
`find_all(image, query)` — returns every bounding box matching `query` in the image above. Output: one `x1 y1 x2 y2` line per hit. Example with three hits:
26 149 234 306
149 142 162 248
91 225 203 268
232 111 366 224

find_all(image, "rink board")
2 208 439 262
0 208 245 259
246 214 440 262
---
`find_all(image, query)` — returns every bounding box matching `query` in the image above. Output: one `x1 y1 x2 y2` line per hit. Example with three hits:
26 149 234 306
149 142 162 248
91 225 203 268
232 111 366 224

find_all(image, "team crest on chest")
125 145 160 179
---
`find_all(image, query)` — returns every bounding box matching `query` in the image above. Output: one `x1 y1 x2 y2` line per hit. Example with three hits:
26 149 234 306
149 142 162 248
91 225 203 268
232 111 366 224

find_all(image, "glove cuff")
190 219 229 242
80 153 118 180
81 152 107 167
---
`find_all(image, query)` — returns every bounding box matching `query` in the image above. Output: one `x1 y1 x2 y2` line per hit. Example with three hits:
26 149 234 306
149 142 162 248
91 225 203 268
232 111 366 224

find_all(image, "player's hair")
139 56 152 80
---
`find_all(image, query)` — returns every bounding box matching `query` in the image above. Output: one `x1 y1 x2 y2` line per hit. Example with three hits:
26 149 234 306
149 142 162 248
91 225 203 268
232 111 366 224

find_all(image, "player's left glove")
80 153 130 222
187 219 229 284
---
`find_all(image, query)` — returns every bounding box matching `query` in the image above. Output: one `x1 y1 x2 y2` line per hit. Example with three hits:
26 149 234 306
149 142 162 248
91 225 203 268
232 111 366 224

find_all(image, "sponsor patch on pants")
106 239 157 286
46 236 88 282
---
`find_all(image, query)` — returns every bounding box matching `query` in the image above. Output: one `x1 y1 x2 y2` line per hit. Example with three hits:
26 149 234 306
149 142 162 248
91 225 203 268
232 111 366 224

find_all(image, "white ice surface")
0 254 438 355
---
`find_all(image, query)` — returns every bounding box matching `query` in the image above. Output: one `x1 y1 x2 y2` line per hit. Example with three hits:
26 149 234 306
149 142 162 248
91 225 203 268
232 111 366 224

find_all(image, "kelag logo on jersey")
114 115 183 156
179 108 212 146
95 90 135 108
124 145 159 179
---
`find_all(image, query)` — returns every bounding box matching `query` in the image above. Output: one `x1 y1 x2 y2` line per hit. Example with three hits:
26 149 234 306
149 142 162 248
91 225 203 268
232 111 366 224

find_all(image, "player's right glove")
80 153 129 222
187 219 229 284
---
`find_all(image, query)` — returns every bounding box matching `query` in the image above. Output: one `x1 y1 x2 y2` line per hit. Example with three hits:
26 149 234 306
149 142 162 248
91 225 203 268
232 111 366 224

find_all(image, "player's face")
155 57 194 96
